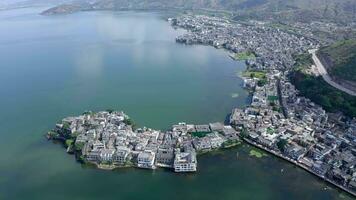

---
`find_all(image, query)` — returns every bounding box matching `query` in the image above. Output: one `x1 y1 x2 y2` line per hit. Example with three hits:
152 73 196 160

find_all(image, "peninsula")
47 111 240 172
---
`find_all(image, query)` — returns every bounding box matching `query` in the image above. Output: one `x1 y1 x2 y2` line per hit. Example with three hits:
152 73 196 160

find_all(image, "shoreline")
170 15 356 197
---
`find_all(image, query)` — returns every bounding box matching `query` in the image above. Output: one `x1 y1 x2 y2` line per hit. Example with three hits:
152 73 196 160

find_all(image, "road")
309 49 356 96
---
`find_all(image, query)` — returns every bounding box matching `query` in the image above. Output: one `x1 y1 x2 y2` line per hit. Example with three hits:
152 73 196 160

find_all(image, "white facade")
100 149 115 162
113 148 130 165
137 151 156 169
174 152 197 172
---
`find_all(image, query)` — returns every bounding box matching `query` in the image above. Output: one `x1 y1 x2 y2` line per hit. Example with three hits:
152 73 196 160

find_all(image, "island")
47 111 240 172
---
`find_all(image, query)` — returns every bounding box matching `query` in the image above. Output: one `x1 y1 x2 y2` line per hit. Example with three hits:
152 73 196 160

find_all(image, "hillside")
318 39 356 83
290 53 356 118
41 0 356 23
233 0 356 23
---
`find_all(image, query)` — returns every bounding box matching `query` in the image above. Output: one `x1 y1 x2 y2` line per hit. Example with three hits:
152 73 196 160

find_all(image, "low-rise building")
100 149 115 162
174 151 197 172
113 147 130 165
86 149 101 162
137 151 156 169
155 148 174 167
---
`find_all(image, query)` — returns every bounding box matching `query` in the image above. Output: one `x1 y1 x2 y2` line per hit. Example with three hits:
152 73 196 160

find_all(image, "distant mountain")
233 0 356 24
0 0 74 9
41 0 356 23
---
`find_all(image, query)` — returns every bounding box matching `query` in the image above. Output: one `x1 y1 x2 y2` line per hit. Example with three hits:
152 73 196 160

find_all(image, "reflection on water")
0 7 352 200
74 45 104 77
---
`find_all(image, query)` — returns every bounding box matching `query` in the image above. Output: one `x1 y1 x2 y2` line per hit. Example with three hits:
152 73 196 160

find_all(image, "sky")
0 0 72 6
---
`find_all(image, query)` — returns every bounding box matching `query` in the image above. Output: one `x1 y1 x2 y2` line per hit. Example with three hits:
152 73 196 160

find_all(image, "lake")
0 7 352 200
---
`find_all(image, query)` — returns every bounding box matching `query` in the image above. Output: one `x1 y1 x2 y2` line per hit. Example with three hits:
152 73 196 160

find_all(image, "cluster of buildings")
171 14 356 195
230 75 356 193
51 111 240 173
170 15 318 71
276 21 356 45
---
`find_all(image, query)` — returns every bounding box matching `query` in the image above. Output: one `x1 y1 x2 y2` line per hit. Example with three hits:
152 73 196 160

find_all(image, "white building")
207 132 226 148
100 149 115 162
174 151 197 172
86 149 101 162
137 151 156 169
113 147 130 165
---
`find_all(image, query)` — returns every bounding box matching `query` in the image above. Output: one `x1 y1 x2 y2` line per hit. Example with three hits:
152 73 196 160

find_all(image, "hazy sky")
1 0 71 6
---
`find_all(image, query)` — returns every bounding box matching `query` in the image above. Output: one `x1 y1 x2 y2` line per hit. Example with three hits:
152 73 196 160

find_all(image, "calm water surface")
0 7 352 200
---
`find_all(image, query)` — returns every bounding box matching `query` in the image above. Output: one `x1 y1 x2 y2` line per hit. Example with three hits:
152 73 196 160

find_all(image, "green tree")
257 79 267 87
74 142 85 151
65 139 74 148
106 108 114 113
277 139 287 152
240 128 249 138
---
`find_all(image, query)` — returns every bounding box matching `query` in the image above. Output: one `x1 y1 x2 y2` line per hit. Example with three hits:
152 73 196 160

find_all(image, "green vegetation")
293 53 313 71
62 121 70 130
222 139 241 148
82 111 94 115
319 39 356 82
65 139 74 148
267 96 278 102
47 0 356 24
291 73 356 117
74 142 85 151
70 131 80 139
268 96 280 112
105 108 115 113
276 139 287 152
191 132 211 138
290 53 356 117
240 128 249 138
249 149 267 158
61 122 73 138
123 117 136 129
242 70 266 79
233 51 256 60
47 130 59 138
267 127 275 135
78 155 85 163
257 79 268 87
241 70 268 87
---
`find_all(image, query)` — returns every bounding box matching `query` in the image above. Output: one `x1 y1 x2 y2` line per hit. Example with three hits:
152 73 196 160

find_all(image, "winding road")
309 49 356 96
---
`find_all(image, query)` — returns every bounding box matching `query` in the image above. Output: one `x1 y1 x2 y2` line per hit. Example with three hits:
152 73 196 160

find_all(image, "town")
170 14 356 196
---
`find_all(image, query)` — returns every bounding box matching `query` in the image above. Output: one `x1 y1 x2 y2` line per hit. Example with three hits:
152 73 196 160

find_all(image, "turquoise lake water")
0 7 352 200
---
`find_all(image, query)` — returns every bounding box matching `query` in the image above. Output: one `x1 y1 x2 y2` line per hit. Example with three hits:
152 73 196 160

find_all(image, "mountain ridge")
41 0 356 24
